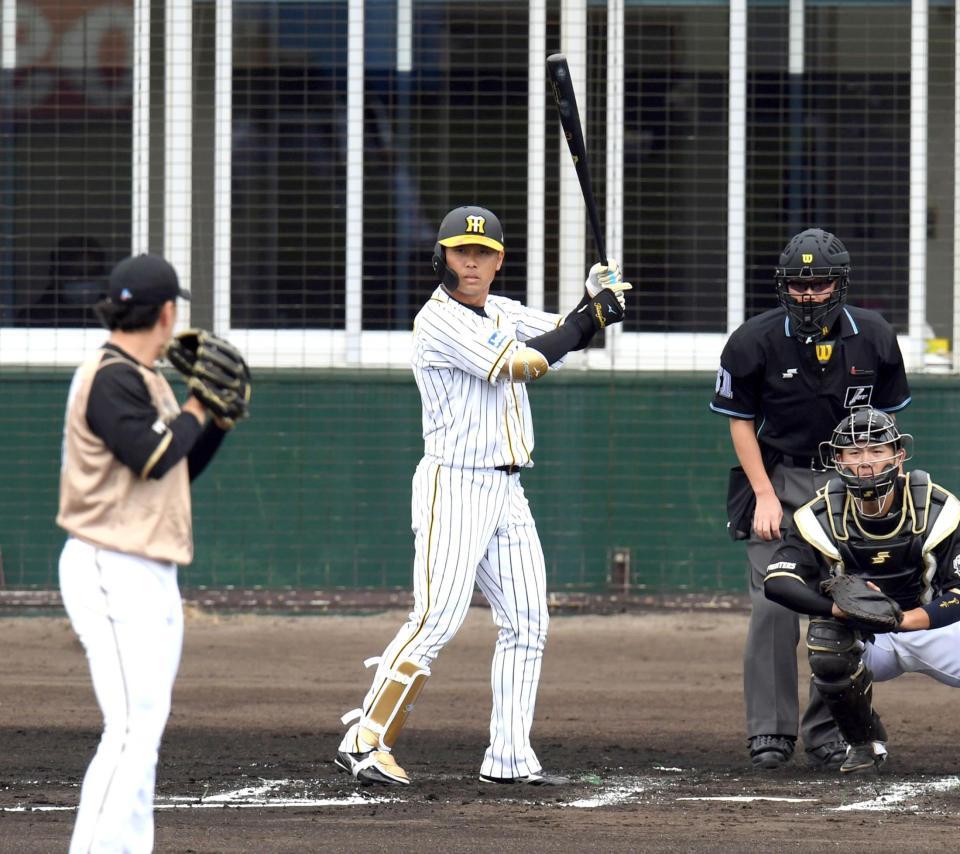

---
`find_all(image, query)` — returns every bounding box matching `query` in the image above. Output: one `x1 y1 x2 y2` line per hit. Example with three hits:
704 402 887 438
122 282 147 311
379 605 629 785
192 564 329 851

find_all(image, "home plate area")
4 613 960 850
5 767 959 815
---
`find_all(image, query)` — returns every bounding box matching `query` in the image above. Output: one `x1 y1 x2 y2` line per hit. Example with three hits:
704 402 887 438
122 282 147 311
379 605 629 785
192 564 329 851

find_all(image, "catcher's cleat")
840 741 887 775
748 734 795 770
334 749 411 786
479 771 570 786
807 739 849 770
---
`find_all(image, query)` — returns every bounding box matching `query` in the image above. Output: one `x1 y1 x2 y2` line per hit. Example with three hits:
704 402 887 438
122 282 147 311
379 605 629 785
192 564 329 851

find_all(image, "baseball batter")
764 408 960 773
335 205 630 786
57 254 246 853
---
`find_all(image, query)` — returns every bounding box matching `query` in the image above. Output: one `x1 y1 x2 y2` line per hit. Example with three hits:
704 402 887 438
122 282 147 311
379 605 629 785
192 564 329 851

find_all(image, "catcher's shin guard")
806 619 878 745
345 659 431 752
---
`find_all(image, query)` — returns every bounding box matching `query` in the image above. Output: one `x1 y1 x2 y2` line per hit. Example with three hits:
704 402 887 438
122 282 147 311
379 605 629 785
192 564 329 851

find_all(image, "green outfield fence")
0 370 955 594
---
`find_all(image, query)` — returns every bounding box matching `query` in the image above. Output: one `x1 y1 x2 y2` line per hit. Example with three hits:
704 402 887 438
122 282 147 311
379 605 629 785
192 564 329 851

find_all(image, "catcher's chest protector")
817 472 945 606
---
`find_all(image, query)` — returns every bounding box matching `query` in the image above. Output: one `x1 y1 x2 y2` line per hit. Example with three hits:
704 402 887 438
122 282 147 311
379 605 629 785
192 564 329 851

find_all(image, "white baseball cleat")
335 748 411 786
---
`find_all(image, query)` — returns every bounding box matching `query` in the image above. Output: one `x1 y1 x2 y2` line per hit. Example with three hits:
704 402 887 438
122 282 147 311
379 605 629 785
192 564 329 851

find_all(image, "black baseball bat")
546 52 607 266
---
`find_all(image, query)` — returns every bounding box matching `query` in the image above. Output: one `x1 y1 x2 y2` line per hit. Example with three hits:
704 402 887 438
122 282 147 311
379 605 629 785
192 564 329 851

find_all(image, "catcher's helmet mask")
432 206 504 292
819 407 913 516
775 228 850 343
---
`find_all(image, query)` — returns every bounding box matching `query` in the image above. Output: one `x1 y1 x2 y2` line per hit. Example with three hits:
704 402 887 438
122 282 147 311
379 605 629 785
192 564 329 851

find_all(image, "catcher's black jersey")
710 305 910 457
765 473 960 627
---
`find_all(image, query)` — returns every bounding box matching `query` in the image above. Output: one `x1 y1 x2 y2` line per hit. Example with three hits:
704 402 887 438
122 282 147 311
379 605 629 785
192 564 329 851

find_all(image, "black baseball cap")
108 254 191 305
436 206 505 252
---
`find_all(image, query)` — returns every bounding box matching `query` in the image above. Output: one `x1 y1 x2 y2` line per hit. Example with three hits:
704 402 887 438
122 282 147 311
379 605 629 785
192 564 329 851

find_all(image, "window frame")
5 0 931 372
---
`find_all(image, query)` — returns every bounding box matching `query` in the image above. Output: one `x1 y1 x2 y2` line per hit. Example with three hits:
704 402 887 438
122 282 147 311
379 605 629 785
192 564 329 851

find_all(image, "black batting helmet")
775 228 850 343
431 206 504 291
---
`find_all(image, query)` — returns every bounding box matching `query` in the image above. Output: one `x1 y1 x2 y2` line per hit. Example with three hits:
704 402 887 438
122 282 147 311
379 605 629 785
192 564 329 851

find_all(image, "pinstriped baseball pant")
359 459 549 779
59 538 183 854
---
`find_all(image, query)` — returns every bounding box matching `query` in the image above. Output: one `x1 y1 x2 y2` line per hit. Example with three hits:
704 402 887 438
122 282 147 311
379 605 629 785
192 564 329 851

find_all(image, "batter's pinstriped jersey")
412 286 562 470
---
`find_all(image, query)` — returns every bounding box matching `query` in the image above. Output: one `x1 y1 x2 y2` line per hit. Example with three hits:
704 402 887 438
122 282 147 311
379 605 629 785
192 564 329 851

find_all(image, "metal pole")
908 0 928 368
787 0 805 232
605 0 624 353
606 0 624 272
214 0 232 333
394 0 413 329
527 0 547 311
954 0 960 373
165 0 193 325
727 0 747 332
558 0 587 312
345 0 364 361
1 0 17 324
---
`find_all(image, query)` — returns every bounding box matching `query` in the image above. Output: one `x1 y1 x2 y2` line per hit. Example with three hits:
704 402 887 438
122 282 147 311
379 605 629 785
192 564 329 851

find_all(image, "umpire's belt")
780 453 828 472
495 465 523 475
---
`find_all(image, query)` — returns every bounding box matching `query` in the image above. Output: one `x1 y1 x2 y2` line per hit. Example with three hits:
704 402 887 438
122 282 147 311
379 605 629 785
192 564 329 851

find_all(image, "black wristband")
566 293 597 351
567 307 597 347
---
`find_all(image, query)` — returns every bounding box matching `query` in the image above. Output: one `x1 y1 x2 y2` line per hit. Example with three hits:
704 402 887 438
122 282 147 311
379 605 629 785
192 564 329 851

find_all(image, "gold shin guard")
359 660 431 751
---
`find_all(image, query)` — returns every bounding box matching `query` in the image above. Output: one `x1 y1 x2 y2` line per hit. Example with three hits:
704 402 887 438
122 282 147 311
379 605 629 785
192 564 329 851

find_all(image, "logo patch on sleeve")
487 331 507 349
715 366 733 399
151 419 168 435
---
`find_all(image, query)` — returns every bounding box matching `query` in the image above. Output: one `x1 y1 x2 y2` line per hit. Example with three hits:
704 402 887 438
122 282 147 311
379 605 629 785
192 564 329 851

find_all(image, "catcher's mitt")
166 329 251 428
823 574 902 632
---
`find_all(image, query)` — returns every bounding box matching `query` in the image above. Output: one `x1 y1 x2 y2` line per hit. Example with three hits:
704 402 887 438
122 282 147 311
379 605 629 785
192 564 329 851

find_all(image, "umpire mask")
432 206 505 292
775 228 850 343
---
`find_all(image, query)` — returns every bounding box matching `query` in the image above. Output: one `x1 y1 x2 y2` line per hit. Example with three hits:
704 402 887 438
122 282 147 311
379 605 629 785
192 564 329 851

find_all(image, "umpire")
710 228 911 770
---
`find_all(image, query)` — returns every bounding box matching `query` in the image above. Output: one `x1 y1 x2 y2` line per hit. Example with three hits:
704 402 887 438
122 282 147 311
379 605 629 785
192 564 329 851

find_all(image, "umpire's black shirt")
710 305 911 458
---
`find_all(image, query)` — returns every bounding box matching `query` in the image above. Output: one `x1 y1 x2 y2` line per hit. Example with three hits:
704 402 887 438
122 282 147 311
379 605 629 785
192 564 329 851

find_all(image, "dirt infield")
2 608 959 852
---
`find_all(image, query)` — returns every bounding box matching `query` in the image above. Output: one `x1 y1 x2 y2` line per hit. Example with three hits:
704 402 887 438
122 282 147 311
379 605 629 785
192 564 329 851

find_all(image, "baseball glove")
166 329 251 428
823 574 903 632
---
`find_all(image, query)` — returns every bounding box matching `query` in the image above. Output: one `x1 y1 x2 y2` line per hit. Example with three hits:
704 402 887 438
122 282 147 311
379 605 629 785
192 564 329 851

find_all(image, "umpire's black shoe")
479 771 570 786
748 734 795 769
807 740 849 770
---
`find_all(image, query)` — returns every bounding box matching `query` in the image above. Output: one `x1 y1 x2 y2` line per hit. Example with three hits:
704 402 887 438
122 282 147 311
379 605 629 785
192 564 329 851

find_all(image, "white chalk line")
569 775 663 808
3 805 76 813
0 779 398 814
678 796 817 804
570 773 960 812
6 772 960 814
831 776 960 812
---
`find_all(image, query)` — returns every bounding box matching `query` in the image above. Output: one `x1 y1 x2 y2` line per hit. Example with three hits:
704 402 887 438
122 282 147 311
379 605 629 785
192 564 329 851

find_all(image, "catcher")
763 407 960 774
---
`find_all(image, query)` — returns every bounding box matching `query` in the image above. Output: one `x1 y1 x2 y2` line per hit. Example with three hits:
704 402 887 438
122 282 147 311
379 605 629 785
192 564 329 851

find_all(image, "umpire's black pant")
744 462 838 751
